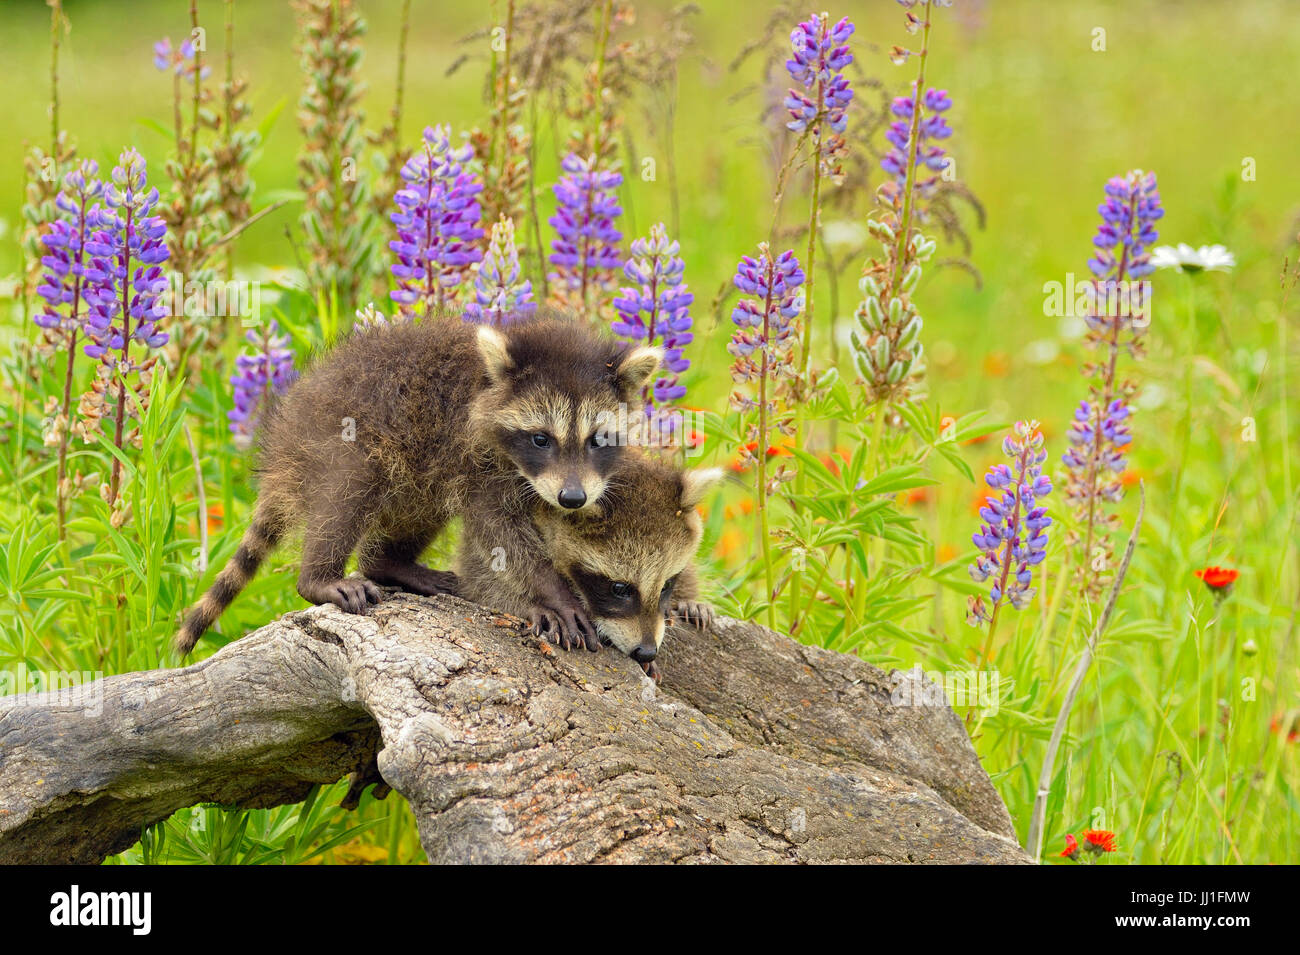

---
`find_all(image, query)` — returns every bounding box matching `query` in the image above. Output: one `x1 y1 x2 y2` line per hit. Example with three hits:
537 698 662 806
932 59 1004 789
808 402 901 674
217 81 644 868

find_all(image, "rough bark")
0 592 1029 864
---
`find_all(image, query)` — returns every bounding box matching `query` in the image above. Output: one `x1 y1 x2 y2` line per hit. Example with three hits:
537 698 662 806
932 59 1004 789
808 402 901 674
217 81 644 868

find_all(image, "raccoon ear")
476 326 514 383
680 467 724 509
614 345 663 397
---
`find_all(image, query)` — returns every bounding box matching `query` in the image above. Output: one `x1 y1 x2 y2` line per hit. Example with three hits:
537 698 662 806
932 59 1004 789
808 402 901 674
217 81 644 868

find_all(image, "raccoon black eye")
531 433 551 448
661 576 678 597
610 581 632 598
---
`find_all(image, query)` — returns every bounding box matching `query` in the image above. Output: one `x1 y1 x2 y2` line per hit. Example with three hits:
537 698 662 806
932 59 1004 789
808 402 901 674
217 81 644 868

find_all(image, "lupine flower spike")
79 148 171 513
465 215 534 326
548 153 623 320
389 125 485 317
154 28 223 370
785 14 854 182
295 0 372 310
852 2 955 406
36 159 104 537
968 420 1053 662
612 223 693 440
729 245 805 451
229 320 298 449
1064 170 1162 598
729 243 805 627
783 13 853 394
881 86 952 207
153 38 210 80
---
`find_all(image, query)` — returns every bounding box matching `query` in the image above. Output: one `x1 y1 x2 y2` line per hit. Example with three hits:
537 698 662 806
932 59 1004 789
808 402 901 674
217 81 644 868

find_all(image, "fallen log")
0 592 1030 864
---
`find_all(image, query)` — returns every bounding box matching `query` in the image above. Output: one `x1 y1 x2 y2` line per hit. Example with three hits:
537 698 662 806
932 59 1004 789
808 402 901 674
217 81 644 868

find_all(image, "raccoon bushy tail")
174 505 285 656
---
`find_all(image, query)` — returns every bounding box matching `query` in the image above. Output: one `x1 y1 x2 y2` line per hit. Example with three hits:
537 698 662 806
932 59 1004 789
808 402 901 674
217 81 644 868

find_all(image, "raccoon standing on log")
456 451 723 680
174 312 662 656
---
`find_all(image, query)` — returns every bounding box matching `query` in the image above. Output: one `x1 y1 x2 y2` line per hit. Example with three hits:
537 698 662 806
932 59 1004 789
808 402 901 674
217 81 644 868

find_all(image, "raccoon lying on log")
174 312 662 656
457 451 723 680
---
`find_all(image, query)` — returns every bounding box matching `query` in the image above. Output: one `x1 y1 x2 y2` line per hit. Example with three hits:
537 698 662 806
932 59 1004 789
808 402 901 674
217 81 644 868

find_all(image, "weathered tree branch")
0 593 1029 864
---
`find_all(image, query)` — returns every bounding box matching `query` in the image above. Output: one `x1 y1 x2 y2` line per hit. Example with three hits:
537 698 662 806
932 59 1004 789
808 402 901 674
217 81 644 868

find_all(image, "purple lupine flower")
36 160 105 339
784 14 854 173
465 215 534 326
389 125 485 315
967 420 1053 626
1065 170 1162 589
882 86 953 199
548 153 624 309
728 243 805 408
1087 169 1163 282
82 148 171 367
229 320 298 448
1062 398 1131 506
612 223 693 430
153 37 210 81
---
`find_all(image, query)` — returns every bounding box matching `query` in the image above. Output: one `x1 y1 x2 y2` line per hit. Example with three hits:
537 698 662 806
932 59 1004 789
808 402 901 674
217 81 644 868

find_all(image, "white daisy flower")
1150 243 1235 274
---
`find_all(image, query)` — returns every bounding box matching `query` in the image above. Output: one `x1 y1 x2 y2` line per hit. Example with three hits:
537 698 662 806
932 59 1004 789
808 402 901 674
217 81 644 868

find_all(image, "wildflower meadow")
1 0 1298 872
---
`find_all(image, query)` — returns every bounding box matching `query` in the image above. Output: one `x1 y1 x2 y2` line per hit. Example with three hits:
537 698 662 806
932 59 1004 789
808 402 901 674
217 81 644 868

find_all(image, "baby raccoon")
174 310 661 655
457 452 723 680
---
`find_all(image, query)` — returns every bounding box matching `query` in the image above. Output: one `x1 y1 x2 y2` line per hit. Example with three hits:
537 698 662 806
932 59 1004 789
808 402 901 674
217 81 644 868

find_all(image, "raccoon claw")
570 606 600 652
529 604 597 652
671 600 715 630
311 578 382 615
639 659 662 683
530 607 575 651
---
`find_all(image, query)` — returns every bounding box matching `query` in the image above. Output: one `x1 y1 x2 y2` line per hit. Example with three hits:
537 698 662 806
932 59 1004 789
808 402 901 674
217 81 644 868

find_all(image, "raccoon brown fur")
174 310 662 656
456 450 723 680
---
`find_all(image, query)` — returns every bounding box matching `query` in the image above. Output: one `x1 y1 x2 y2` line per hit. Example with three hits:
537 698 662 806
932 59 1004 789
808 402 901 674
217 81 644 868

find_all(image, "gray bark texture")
0 592 1030 864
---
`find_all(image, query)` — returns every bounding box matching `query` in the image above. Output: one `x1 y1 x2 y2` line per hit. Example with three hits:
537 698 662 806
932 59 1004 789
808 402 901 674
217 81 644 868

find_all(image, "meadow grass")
1 0 1297 864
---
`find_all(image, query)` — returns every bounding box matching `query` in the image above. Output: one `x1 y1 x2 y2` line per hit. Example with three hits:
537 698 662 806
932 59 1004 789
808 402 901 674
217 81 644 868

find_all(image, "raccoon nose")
630 644 657 664
557 487 587 509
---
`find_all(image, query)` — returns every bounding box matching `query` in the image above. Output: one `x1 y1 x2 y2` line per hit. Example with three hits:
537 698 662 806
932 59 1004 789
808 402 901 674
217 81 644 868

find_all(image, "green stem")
757 262 777 630
889 0 933 295
109 201 135 506
50 0 61 159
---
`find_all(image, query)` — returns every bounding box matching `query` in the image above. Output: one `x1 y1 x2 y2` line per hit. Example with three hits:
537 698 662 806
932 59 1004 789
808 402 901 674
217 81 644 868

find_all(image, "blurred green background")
2 0 1298 863
4 0 1299 434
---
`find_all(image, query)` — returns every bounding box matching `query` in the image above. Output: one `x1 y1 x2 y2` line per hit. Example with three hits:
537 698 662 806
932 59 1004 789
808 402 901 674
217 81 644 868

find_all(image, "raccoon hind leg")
297 496 383 614
359 526 459 597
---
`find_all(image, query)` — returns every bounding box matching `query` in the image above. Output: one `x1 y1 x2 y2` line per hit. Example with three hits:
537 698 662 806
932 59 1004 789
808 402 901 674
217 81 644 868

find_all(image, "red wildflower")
1271 712 1300 744
1060 833 1078 859
1082 829 1117 853
730 440 790 472
1194 566 1239 592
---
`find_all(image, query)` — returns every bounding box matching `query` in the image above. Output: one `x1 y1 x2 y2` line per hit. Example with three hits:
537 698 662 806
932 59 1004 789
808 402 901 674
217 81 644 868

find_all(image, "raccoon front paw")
529 603 598 652
639 659 662 683
301 577 383 615
671 599 715 630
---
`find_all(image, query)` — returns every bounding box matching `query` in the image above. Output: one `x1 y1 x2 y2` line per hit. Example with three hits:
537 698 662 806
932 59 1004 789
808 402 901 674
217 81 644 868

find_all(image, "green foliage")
0 0 1297 867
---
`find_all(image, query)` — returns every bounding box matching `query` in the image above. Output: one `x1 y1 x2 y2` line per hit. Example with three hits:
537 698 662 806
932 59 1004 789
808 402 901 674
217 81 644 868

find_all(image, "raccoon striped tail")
174 506 285 656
